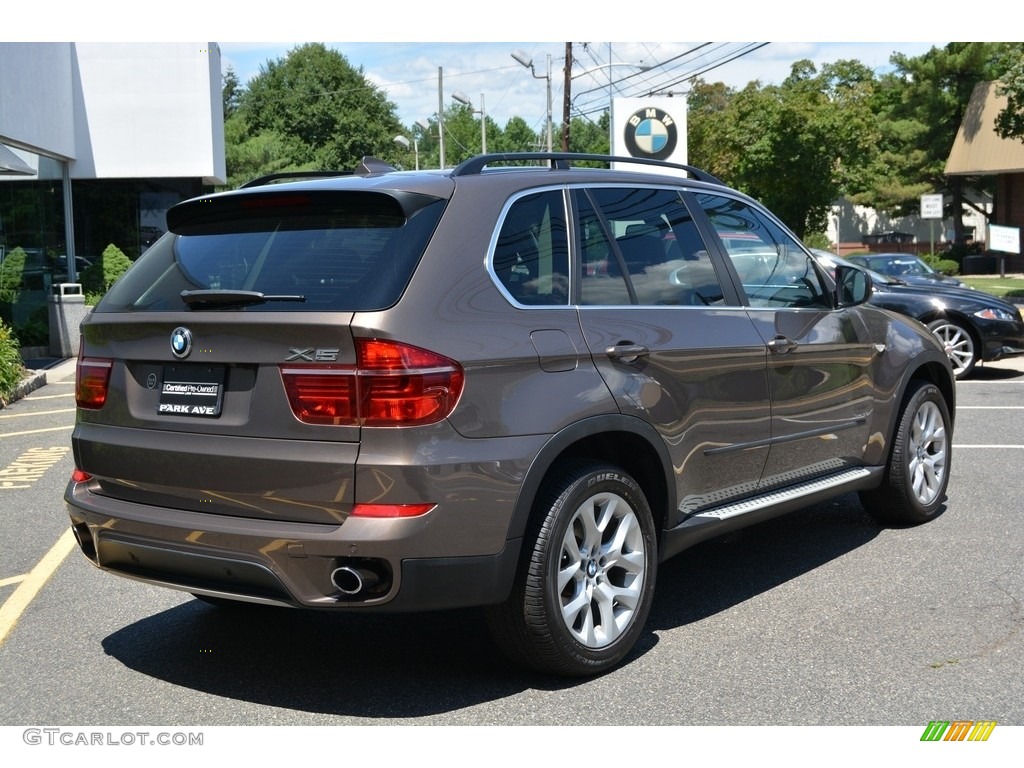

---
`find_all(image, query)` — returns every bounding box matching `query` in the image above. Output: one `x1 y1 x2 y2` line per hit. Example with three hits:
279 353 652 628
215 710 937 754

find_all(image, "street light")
451 91 486 154
393 134 419 170
511 49 553 152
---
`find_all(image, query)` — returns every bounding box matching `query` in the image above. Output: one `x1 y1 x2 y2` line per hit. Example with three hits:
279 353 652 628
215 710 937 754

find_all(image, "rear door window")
577 186 725 307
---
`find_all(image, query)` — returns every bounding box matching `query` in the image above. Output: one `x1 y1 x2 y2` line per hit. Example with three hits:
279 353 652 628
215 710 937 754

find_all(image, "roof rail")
449 152 724 185
238 157 399 189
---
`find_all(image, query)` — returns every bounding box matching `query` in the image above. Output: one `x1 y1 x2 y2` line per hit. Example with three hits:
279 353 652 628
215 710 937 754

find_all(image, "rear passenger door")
692 193 878 490
573 186 772 520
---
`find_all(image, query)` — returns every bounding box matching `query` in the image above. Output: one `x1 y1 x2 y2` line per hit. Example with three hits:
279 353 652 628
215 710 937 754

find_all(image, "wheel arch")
880 357 956 456
504 415 674 551
918 310 981 349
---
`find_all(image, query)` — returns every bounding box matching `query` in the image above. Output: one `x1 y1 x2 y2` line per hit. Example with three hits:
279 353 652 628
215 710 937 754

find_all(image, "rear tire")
487 461 657 676
860 380 951 525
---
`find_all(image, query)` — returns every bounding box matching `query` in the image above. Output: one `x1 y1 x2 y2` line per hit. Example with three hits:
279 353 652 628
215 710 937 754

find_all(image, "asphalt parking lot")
1 353 1022 734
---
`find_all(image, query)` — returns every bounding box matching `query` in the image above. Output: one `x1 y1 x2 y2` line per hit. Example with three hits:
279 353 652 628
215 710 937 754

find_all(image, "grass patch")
960 276 1024 300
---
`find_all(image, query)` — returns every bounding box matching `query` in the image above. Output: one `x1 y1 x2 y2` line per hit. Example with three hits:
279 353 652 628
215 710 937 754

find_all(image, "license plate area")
158 365 225 417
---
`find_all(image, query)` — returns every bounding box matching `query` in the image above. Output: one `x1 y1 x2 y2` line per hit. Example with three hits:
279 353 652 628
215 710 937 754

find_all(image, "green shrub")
802 232 831 251
14 306 50 347
932 259 960 276
81 244 132 297
0 319 25 405
0 246 27 304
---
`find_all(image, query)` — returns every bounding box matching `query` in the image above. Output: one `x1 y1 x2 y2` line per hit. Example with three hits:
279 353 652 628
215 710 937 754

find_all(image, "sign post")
989 224 1021 278
920 194 943 257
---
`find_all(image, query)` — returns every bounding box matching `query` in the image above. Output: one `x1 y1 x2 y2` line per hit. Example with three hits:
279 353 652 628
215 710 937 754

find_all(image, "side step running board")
660 467 881 561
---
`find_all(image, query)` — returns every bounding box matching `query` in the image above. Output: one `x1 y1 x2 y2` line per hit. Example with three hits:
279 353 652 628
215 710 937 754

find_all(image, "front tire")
927 319 977 379
860 380 951 525
487 461 657 676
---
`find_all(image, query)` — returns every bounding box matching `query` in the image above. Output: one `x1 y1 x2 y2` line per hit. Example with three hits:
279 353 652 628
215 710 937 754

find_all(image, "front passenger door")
694 193 878 490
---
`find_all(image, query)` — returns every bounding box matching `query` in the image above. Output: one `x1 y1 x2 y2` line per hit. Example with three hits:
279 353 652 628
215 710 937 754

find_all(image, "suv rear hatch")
73 185 448 525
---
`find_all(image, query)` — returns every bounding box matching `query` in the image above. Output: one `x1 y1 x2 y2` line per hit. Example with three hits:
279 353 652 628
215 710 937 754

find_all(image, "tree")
870 43 1011 246
226 44 406 185
567 113 608 155
688 62 873 238
494 116 542 153
222 66 240 120
994 45 1024 141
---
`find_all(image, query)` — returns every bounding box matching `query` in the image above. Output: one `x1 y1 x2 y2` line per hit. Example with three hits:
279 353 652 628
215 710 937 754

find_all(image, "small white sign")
920 194 944 220
989 224 1021 254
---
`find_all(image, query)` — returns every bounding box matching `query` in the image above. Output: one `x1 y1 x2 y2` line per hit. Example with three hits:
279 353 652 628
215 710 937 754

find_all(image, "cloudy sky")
219 41 943 132
9 2 964 133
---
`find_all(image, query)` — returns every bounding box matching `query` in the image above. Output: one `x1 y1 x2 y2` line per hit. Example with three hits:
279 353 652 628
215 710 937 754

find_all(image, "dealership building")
0 42 225 349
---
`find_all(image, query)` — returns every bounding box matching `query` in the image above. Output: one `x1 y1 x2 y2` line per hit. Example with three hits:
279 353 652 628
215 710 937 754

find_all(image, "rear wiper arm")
180 289 306 309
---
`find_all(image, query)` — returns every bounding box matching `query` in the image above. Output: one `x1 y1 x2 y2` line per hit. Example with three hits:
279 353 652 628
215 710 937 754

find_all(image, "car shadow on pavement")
646 492 883 635
100 494 885 717
969 364 1024 381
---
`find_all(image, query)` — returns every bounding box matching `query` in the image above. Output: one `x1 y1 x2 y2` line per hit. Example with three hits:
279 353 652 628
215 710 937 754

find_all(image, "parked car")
814 250 1024 379
66 154 956 676
845 252 969 288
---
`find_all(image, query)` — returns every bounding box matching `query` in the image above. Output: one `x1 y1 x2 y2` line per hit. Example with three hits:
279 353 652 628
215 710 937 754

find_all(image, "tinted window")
492 190 569 306
696 194 829 310
98 191 445 312
579 187 723 306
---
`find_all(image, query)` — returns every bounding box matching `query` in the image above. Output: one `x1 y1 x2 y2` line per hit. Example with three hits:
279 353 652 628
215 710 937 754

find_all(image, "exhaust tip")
330 559 389 598
330 566 366 595
71 521 98 563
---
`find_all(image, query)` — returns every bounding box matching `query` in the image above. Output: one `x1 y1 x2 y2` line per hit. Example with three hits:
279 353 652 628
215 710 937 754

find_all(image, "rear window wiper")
180 289 306 309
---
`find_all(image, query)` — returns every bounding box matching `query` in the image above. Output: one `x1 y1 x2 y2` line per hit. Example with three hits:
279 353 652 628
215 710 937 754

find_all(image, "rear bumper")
65 479 522 611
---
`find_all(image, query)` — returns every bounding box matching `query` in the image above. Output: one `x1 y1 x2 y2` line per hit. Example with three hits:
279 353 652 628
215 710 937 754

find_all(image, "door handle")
605 344 649 364
767 336 799 354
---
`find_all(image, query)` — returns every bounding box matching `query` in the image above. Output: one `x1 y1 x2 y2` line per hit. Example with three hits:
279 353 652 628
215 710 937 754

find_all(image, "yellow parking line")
0 575 28 588
0 408 76 419
0 528 76 647
0 426 74 438
23 393 75 401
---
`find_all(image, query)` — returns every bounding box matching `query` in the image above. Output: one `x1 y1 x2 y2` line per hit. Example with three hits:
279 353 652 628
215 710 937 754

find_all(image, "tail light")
76 355 113 410
281 339 464 427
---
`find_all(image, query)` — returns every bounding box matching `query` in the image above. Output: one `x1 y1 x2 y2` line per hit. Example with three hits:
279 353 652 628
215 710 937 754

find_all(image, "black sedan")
814 251 1024 379
845 252 970 289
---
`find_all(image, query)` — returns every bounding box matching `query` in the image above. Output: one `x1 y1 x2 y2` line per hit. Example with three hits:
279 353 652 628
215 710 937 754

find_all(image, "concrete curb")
1 357 76 409
2 368 47 409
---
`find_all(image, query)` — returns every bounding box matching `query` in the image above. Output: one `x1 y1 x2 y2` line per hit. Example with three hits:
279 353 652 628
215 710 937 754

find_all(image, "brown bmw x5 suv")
66 153 955 676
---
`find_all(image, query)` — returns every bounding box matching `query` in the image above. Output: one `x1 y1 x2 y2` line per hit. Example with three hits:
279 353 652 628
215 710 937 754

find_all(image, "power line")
570 42 770 120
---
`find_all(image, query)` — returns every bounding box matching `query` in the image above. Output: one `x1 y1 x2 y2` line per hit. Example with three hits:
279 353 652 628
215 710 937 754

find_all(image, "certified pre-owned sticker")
158 366 225 417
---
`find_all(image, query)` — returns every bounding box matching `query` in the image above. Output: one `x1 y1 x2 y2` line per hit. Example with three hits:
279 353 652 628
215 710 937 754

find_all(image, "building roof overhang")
946 81 1024 176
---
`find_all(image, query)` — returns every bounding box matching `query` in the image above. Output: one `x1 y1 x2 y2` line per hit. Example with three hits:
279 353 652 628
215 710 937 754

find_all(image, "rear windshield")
97 191 445 312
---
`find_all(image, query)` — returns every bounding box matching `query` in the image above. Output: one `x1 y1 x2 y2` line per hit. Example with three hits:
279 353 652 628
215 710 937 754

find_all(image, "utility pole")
437 66 445 169
562 42 572 151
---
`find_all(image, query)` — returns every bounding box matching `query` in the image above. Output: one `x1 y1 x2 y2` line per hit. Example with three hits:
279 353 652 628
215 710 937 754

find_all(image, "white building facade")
0 42 225 343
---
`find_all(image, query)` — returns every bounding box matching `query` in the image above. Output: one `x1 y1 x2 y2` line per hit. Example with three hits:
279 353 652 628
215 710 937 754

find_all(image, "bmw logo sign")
623 107 678 161
170 327 193 359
